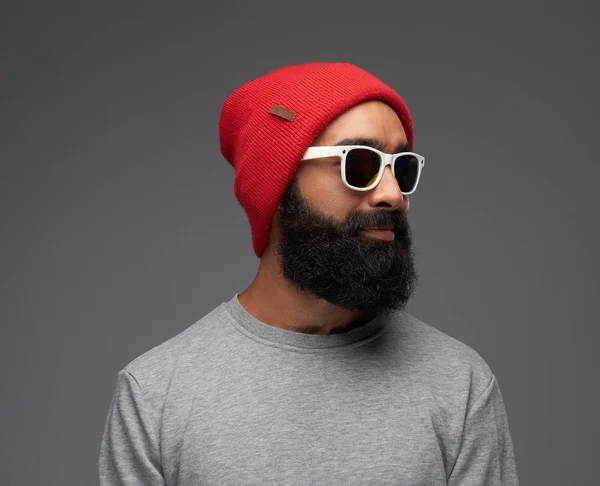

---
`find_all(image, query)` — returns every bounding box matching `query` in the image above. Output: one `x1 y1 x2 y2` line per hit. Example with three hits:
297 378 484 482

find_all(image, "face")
275 100 419 314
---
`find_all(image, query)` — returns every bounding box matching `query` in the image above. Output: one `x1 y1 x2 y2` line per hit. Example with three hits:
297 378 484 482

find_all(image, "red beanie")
219 62 414 258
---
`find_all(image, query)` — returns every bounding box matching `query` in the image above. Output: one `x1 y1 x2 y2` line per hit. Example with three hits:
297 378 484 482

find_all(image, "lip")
363 226 394 231
361 228 395 241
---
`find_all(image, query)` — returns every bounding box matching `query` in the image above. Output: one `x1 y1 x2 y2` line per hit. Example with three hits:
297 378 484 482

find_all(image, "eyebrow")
335 137 411 153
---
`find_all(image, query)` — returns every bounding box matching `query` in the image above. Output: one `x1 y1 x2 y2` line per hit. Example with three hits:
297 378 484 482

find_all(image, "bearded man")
99 62 520 485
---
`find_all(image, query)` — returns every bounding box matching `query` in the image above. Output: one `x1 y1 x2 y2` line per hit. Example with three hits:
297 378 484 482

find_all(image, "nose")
367 166 406 212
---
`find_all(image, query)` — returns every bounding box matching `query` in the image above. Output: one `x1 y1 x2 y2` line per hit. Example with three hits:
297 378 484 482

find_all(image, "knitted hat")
219 62 414 258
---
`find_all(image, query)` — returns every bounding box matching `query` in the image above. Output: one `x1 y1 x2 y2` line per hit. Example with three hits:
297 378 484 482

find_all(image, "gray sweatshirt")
98 293 519 485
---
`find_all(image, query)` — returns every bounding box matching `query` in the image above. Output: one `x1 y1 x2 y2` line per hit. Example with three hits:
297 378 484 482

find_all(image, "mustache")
341 210 409 235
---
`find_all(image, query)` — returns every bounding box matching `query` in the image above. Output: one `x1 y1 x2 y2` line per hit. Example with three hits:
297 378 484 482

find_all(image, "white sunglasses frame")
301 145 425 194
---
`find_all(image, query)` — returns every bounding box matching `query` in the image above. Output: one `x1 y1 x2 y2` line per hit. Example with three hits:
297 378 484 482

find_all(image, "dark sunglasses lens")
394 154 420 192
345 149 381 188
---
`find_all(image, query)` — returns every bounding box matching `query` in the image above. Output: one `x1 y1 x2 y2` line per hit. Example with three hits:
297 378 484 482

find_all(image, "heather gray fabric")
98 293 519 485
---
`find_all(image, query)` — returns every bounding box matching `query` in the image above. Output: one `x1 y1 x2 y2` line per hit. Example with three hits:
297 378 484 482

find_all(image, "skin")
238 100 409 335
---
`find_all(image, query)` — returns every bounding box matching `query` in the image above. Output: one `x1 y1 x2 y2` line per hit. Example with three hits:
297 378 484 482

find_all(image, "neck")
237 244 374 335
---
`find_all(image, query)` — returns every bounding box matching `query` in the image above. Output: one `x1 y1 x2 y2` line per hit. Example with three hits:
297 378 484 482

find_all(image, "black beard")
277 177 419 314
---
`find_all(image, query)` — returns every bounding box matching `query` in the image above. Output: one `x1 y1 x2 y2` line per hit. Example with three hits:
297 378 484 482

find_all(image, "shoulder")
118 302 234 408
393 310 495 404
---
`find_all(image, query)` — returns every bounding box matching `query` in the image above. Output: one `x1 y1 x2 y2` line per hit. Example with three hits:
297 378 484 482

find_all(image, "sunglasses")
301 145 425 194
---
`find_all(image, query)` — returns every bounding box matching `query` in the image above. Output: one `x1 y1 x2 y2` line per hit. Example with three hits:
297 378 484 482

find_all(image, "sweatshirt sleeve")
98 369 166 485
447 374 520 485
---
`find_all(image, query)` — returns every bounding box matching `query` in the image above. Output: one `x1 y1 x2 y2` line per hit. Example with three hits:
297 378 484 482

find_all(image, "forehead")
313 100 407 149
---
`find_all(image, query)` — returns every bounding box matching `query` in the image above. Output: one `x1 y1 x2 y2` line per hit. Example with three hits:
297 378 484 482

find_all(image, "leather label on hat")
269 103 297 121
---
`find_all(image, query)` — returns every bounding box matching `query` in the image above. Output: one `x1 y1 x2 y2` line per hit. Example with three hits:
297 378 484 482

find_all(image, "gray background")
1 1 598 485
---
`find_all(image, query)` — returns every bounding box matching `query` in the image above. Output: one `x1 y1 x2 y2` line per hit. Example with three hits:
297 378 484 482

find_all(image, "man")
99 62 520 485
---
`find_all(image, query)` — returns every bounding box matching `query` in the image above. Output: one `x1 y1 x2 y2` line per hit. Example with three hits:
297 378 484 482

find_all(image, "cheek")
296 167 363 220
